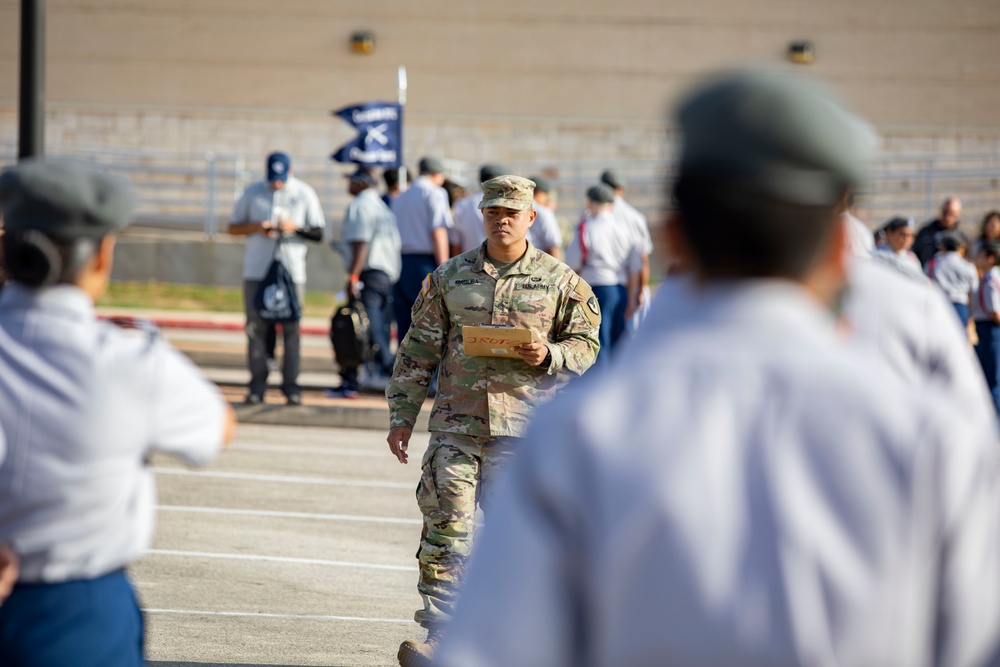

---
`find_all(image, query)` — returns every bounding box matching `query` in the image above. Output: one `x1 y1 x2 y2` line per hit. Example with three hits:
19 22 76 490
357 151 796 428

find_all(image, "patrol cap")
586 184 615 204
0 157 136 241
477 175 535 211
419 156 445 175
529 176 552 194
676 70 876 206
479 164 508 183
600 170 625 190
266 151 291 182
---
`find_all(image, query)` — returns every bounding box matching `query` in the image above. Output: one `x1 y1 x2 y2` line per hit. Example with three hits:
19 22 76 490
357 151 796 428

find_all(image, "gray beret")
676 70 876 206
529 176 553 194
479 164 508 183
0 158 135 241
600 170 625 190
586 184 615 204
418 156 445 174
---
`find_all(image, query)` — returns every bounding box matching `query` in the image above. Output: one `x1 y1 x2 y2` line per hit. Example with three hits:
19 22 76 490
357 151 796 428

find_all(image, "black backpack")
254 236 302 323
330 297 371 370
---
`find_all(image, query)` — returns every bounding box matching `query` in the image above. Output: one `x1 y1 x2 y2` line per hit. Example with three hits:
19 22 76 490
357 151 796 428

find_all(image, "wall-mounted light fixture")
351 31 375 54
788 41 814 64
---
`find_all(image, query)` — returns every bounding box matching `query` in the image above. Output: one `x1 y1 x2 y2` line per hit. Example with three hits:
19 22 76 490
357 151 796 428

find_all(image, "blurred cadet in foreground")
386 175 599 667
228 151 326 406
438 70 1000 667
0 158 235 666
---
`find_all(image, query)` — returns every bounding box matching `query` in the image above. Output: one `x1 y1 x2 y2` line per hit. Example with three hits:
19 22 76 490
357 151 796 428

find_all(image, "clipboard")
462 325 533 357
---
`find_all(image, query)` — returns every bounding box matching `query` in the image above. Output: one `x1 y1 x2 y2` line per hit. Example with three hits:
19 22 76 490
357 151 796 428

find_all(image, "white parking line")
146 549 418 572
151 467 413 489
145 608 413 624
157 504 421 525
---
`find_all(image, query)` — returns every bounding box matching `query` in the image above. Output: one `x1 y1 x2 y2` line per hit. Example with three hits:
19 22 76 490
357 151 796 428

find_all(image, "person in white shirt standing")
526 176 563 259
926 230 979 330
972 241 1000 416
437 70 1000 667
228 151 326 405
449 164 506 255
564 184 640 365
601 169 653 326
873 216 924 281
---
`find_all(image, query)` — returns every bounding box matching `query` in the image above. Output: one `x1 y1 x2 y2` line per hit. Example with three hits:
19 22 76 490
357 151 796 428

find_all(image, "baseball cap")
266 152 291 182
0 157 136 241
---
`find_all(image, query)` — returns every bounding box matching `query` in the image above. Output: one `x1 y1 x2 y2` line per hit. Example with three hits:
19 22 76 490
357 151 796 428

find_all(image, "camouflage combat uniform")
388 239 600 628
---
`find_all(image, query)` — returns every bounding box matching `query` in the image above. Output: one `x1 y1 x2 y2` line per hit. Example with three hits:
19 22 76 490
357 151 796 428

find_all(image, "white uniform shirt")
450 189 487 254
340 187 402 282
0 284 227 583
230 175 326 284
528 203 563 253
564 211 641 287
845 258 994 421
874 246 925 282
973 266 1000 322
926 251 979 305
439 281 1000 667
612 196 653 256
391 176 453 254
844 212 874 259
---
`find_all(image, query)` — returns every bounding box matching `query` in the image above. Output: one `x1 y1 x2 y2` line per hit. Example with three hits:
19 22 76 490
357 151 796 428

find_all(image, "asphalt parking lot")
136 423 429 667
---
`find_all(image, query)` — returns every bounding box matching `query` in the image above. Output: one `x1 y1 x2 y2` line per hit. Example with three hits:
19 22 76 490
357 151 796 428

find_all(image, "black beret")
0 158 135 241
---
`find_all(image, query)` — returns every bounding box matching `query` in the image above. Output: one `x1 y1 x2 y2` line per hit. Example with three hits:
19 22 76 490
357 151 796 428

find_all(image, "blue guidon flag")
331 102 403 167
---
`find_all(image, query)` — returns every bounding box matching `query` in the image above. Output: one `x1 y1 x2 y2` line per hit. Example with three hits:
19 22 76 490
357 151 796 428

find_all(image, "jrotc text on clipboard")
462 325 533 358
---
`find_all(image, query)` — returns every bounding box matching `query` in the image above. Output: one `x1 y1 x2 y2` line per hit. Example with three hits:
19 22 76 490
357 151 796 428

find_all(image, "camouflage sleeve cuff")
544 342 564 375
389 412 418 430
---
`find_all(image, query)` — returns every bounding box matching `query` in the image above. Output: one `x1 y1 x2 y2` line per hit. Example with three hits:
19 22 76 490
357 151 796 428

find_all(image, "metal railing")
2 145 999 234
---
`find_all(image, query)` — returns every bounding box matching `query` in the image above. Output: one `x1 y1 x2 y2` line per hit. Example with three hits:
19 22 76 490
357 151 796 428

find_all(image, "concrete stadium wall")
1 0 999 168
111 230 348 293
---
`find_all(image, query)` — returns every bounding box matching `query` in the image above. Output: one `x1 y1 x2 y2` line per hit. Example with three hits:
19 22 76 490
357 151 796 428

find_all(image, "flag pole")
397 66 407 191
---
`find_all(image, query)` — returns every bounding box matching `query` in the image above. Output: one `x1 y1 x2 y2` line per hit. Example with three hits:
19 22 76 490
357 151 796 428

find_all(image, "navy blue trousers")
0 569 144 667
591 284 627 366
394 254 437 344
976 320 1000 416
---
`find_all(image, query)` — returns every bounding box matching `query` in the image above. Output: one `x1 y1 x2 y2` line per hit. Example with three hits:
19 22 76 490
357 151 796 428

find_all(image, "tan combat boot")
397 626 442 667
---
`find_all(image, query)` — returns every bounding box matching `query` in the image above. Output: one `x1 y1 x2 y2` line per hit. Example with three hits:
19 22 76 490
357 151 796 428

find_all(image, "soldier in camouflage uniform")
386 175 600 667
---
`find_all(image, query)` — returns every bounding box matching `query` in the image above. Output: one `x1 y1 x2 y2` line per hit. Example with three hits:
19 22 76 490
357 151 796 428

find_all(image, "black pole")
18 0 45 160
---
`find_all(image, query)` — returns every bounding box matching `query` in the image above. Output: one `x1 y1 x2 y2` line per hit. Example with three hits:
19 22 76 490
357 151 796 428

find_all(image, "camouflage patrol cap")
0 157 136 241
477 175 536 211
676 69 876 206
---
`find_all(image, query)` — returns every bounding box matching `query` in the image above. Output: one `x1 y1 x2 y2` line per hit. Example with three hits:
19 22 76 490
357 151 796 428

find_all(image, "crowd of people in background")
864 197 1000 414
227 152 1000 425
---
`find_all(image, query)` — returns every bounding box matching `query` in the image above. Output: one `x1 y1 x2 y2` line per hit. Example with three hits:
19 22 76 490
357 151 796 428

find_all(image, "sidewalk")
96 307 429 431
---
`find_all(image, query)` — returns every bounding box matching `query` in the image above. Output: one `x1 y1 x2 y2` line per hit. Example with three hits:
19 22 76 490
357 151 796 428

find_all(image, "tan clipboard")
462 325 533 358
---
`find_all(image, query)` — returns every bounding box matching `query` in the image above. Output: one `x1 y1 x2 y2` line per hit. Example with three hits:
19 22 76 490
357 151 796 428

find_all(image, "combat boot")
397 625 443 667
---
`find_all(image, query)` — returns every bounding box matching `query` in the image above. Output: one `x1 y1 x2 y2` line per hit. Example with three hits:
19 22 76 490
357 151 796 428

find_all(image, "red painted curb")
98 314 330 336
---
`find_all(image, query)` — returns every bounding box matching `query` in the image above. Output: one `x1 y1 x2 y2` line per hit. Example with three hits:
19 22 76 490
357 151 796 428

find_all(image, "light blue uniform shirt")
451 189 487 254
391 176 453 254
0 284 227 583
529 203 563 252
340 188 402 282
440 280 1000 667
927 251 979 305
